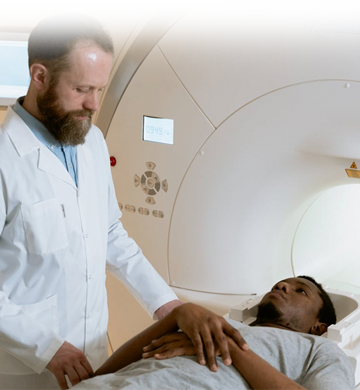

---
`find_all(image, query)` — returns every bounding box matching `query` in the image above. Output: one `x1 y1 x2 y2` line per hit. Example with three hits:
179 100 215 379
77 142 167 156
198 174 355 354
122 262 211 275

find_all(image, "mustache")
71 109 94 118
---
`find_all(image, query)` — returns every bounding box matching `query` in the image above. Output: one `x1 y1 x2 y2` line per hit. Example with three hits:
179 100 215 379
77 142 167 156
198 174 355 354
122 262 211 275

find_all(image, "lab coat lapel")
77 138 95 193
37 145 77 189
3 107 77 189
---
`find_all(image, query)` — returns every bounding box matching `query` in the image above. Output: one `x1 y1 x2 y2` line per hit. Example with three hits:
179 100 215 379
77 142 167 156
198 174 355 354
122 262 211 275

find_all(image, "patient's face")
257 277 324 333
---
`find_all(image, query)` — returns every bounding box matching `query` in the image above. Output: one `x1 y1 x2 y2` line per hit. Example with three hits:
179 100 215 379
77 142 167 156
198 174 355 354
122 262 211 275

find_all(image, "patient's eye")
297 288 307 295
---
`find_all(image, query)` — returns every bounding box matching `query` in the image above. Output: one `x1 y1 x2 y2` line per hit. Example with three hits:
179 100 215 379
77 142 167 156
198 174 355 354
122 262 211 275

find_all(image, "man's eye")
298 289 307 295
76 88 90 93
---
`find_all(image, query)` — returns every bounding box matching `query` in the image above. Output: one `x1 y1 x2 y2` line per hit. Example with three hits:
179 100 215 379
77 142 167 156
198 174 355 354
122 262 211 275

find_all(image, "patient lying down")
74 276 355 390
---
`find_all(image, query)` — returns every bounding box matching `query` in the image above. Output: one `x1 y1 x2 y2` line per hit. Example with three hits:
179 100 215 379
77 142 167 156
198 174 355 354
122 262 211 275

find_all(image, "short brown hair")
28 14 114 79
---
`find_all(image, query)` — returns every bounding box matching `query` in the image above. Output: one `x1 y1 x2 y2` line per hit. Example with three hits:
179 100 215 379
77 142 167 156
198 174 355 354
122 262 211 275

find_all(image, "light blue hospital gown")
74 319 355 390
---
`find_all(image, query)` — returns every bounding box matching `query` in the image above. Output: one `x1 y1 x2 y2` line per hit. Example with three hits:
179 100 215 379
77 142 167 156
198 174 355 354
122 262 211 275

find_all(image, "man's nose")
273 281 290 293
83 91 99 112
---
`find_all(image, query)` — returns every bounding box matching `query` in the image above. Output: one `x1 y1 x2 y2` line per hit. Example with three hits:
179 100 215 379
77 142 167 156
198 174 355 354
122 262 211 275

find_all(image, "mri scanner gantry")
98 8 360 385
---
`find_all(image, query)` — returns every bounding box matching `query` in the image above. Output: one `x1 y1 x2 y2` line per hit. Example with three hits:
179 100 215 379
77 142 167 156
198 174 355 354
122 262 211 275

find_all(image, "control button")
130 205 136 213
151 171 159 180
147 178 155 189
145 196 156 205
141 175 150 194
152 210 158 217
147 188 157 196
158 211 164 218
161 180 168 192
144 208 150 216
141 184 150 194
134 174 140 187
146 162 156 170
110 156 117 167
125 204 131 212
118 203 123 211
136 163 168 201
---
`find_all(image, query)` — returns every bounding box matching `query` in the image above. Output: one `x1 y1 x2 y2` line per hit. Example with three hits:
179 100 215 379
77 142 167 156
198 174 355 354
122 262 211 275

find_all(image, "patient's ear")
310 321 328 336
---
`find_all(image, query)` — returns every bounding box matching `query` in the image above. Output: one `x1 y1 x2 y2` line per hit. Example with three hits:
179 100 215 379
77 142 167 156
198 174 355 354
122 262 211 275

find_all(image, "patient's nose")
274 281 290 293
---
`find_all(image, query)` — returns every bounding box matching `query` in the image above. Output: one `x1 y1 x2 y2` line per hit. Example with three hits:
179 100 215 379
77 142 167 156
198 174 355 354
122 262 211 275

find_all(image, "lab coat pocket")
21 198 69 255
21 294 59 335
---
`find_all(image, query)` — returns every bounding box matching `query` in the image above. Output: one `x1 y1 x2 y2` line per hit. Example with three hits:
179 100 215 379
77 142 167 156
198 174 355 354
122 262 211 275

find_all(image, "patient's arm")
95 303 247 376
227 337 305 390
144 333 305 390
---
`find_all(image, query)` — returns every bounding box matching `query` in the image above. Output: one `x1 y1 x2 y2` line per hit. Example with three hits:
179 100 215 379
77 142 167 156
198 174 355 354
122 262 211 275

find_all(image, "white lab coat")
0 107 177 378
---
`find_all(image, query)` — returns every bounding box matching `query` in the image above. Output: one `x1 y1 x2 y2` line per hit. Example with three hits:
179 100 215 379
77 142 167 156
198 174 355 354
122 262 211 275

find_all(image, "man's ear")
310 322 328 336
29 63 49 91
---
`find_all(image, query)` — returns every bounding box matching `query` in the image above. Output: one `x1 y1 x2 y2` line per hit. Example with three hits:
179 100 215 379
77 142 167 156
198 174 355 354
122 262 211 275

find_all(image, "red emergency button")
110 156 117 167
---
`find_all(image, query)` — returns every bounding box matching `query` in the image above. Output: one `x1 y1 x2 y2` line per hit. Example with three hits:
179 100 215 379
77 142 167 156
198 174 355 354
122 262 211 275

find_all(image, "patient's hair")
298 275 337 326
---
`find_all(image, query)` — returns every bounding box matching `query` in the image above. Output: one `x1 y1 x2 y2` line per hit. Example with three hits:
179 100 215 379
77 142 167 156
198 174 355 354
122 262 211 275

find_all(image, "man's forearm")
228 339 305 390
95 308 180 376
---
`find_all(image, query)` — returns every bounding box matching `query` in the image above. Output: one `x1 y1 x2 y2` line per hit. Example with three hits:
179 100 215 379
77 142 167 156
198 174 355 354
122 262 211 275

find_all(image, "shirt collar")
13 96 61 150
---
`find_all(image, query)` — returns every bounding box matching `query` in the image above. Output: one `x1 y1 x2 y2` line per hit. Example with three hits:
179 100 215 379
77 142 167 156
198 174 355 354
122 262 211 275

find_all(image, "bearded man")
0 15 244 390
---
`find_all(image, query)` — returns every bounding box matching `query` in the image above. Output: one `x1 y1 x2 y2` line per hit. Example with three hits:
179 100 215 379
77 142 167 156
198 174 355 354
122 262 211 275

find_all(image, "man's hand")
46 341 94 389
173 303 249 372
143 332 198 359
154 299 182 320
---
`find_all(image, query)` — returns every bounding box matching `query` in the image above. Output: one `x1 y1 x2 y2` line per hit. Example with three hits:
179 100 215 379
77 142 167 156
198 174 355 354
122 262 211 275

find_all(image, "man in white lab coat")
0 14 187 389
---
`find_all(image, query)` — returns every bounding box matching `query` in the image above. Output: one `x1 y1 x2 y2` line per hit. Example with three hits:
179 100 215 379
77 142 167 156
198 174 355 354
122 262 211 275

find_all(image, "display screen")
143 116 174 145
0 34 30 105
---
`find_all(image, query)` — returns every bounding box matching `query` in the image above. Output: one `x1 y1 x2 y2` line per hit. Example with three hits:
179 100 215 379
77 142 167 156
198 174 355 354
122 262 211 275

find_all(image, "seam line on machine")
157 44 216 131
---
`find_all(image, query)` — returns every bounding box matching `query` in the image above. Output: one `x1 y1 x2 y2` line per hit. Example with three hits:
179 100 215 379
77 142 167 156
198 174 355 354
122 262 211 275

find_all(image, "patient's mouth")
268 291 285 299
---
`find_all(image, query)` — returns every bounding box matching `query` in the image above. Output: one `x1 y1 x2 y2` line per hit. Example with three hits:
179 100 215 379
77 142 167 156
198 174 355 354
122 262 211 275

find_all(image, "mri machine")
92 4 360 386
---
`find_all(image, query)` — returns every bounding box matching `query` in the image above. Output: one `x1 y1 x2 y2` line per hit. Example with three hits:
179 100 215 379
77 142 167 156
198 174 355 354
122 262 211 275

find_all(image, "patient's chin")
257 302 283 323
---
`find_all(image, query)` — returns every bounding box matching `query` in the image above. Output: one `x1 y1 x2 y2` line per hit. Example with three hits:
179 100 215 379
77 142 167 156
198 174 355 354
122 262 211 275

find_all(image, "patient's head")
254 276 336 336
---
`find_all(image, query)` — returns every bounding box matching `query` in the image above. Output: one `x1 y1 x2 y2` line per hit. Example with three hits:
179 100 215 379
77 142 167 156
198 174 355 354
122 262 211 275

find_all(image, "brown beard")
37 82 94 146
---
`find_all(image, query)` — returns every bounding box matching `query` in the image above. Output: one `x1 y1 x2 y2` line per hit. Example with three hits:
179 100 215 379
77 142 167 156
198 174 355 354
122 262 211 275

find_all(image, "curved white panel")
96 13 183 134
292 184 360 293
106 46 214 280
158 10 360 127
169 81 360 294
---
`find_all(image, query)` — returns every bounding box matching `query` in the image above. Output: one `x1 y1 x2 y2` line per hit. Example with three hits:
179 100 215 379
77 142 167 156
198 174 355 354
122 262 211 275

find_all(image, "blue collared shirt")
13 98 78 186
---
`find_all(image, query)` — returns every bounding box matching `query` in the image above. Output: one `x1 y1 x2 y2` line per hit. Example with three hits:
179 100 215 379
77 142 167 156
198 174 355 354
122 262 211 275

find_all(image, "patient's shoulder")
226 318 250 331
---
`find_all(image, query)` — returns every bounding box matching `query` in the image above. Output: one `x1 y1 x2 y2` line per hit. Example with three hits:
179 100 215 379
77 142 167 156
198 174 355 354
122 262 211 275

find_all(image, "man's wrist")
155 300 182 320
